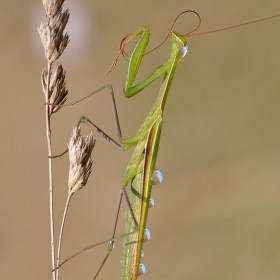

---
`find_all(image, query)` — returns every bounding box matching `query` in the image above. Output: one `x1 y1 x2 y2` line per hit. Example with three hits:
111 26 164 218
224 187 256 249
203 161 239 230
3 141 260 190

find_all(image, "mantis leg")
92 186 138 280
71 84 123 141
50 84 124 157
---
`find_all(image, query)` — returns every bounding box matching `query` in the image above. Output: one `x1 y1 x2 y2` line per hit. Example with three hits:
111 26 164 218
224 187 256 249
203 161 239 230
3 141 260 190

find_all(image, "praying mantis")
52 10 280 280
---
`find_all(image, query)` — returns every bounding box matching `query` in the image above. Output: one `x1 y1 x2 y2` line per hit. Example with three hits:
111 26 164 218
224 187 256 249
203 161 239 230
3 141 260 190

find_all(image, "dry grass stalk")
39 1 69 278
39 0 69 278
38 1 95 279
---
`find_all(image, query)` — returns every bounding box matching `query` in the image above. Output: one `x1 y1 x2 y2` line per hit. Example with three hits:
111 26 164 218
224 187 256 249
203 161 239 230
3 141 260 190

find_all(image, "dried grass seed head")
38 23 69 62
68 128 96 194
41 63 68 114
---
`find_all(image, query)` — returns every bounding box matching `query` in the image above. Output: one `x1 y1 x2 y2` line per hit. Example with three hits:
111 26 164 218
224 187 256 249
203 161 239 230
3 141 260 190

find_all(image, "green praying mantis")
51 10 280 280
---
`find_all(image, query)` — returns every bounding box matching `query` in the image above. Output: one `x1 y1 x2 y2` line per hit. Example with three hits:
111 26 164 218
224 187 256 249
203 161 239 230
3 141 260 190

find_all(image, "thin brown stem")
45 61 56 280
56 192 73 280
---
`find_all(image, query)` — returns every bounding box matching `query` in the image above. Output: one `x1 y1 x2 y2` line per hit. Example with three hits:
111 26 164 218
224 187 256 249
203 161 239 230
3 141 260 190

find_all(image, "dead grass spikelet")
41 64 68 114
38 0 69 62
68 127 96 194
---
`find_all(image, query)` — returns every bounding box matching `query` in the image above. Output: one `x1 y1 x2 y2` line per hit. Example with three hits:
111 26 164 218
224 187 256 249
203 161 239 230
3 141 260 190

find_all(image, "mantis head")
170 31 188 61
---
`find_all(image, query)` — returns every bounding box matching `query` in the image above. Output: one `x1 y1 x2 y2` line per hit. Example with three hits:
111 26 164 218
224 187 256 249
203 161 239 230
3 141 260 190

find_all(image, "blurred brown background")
1 0 280 279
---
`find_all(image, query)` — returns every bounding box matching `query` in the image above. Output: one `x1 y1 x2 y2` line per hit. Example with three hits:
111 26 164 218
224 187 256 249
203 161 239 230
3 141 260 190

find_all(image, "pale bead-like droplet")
149 198 155 208
179 45 188 61
140 250 144 258
151 169 163 185
138 263 146 276
144 228 151 243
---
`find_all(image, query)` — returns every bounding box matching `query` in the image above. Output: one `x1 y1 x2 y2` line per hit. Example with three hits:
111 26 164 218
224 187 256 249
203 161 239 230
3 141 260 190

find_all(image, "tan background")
1 0 280 279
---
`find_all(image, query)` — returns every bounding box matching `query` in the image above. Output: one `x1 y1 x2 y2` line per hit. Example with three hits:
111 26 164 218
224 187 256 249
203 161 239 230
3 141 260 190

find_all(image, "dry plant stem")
39 2 70 279
45 61 56 280
56 192 73 280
